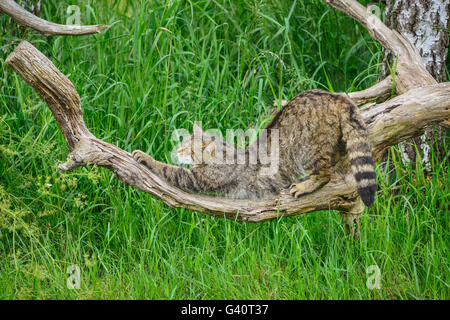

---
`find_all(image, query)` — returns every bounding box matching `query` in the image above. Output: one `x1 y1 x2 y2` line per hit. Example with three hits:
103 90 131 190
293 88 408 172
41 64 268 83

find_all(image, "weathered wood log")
5 41 450 223
0 0 109 36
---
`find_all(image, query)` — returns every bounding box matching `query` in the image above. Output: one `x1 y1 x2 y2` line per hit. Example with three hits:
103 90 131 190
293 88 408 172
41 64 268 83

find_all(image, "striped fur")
340 102 377 206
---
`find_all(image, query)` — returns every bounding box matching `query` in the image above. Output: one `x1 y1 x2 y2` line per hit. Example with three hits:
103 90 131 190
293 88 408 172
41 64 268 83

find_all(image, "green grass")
0 0 448 299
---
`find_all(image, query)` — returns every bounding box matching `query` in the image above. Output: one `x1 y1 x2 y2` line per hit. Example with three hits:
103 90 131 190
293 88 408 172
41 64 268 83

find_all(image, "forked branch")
0 0 109 36
5 41 450 222
325 0 449 127
325 0 437 93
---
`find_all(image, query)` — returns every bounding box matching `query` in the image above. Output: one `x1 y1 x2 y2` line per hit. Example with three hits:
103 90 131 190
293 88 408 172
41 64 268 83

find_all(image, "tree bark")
385 0 449 82
1 0 40 36
0 0 110 36
383 0 449 164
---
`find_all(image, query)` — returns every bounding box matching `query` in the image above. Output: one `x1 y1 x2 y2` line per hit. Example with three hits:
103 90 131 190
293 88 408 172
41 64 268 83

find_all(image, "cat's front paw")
132 150 153 169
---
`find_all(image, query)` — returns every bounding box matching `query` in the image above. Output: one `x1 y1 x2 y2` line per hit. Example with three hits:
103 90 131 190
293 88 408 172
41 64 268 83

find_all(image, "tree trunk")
383 0 449 165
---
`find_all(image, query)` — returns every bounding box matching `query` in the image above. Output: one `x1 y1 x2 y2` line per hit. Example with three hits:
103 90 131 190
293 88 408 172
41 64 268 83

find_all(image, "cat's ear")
193 123 204 136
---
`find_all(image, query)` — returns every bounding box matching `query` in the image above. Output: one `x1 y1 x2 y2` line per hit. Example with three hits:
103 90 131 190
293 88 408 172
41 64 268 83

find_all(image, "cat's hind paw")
290 175 330 198
289 182 310 198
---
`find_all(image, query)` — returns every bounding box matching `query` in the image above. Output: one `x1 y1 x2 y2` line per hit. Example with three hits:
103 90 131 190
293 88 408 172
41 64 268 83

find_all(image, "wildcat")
132 89 377 206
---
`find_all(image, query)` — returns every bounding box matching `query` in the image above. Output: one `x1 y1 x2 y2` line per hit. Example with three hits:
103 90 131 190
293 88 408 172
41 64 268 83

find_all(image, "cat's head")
177 124 218 166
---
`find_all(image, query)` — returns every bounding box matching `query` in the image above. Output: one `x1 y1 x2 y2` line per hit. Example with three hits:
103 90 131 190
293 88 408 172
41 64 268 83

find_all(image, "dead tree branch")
0 0 109 36
348 76 393 105
5 41 449 222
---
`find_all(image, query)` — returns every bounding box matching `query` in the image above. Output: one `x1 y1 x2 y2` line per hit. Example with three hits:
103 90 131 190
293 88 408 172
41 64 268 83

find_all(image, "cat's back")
266 89 350 130
264 89 352 175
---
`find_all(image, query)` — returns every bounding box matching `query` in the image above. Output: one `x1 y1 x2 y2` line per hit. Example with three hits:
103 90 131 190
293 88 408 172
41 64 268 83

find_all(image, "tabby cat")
132 90 377 206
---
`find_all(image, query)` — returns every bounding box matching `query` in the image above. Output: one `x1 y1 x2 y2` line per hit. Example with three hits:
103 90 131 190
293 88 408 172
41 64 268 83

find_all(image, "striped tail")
340 100 377 207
